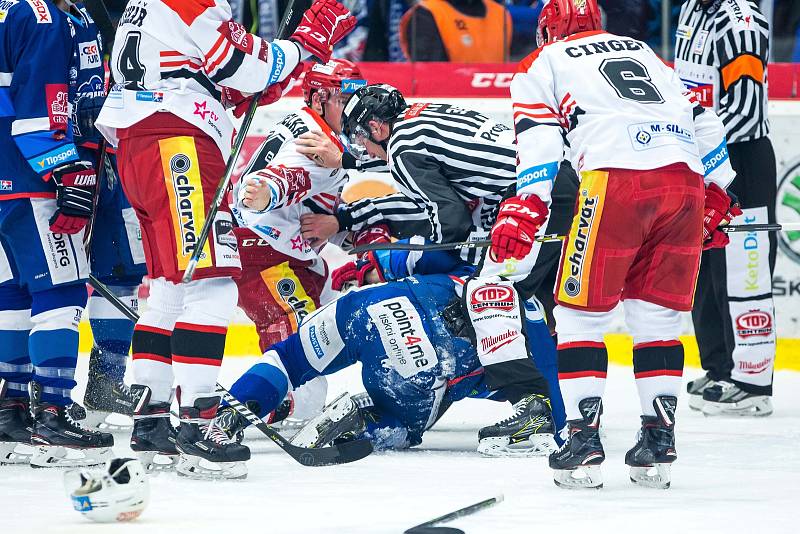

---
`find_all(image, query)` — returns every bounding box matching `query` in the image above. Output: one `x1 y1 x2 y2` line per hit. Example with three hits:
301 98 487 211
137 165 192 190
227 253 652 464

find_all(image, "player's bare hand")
300 213 339 244
241 177 271 211
296 131 342 168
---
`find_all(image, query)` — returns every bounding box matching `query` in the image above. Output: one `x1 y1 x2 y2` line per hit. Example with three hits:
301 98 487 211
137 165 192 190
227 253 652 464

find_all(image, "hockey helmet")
537 0 602 47
65 457 149 523
341 84 407 145
301 59 367 105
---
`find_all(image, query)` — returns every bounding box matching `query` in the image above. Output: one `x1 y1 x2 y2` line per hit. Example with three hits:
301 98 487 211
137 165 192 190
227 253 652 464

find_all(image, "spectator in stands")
773 0 800 61
599 0 649 41
399 0 512 61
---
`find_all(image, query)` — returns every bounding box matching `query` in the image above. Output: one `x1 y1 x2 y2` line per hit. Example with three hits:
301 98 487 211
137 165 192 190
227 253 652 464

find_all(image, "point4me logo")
368 297 437 379
470 284 516 313
776 159 800 265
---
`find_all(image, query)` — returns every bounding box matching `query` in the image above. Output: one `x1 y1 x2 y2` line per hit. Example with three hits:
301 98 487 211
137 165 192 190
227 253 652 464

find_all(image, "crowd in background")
103 0 800 62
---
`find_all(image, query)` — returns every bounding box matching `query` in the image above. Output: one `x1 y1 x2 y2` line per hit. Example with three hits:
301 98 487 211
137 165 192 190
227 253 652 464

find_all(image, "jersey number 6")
599 58 665 104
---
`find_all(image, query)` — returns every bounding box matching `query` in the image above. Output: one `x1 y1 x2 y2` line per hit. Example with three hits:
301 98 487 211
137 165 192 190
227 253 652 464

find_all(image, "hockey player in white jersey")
490 0 739 489
95 0 356 479
214 59 371 433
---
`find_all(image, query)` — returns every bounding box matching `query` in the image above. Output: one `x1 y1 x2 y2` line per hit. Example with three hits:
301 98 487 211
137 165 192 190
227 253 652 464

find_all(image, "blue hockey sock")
229 361 290 419
29 286 87 406
524 302 566 440
0 288 33 399
88 285 137 382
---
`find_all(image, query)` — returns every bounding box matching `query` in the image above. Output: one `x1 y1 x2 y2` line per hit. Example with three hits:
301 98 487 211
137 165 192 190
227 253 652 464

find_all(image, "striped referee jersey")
674 0 770 144
338 103 518 244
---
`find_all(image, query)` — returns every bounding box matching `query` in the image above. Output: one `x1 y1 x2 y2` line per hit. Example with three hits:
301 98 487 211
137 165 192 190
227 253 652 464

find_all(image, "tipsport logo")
341 79 367 94
777 160 800 265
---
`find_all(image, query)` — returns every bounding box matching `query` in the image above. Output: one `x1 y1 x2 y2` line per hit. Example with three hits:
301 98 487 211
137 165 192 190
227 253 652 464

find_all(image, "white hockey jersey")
511 30 735 204
96 0 303 157
231 107 350 272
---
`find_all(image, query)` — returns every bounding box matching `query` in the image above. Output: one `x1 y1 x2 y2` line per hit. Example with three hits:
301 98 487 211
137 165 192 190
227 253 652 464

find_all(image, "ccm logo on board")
471 73 514 88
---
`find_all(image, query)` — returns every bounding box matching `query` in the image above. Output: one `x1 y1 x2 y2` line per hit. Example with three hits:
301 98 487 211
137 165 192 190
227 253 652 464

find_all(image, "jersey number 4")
599 58 664 104
118 32 146 90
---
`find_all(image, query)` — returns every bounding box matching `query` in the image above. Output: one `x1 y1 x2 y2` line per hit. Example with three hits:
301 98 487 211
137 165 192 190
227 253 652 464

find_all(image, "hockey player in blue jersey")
0 0 113 467
63 1 147 431
212 244 562 457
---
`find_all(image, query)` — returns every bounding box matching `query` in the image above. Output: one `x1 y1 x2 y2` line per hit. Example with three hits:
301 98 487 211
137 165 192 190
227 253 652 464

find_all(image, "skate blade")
553 465 603 490
688 394 705 412
290 392 355 448
136 451 179 473
30 445 113 468
477 434 557 458
629 464 671 489
83 410 134 432
702 396 773 417
0 442 33 465
176 455 247 481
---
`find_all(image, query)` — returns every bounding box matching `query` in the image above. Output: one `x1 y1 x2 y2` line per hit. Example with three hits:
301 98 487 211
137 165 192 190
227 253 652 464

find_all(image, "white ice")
2 356 798 534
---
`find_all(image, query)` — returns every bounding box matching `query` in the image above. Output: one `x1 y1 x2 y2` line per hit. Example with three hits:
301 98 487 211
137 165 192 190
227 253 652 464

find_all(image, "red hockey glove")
703 183 742 250
352 224 391 259
290 0 356 63
222 63 305 118
331 252 385 291
489 194 548 262
48 160 98 234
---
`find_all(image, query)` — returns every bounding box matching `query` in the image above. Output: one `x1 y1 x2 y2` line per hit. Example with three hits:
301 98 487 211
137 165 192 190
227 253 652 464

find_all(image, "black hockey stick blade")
87 275 373 466
403 495 504 534
217 385 374 467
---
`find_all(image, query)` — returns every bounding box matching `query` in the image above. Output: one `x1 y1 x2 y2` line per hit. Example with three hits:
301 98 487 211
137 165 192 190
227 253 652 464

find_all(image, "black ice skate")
549 397 604 489
213 405 249 444
290 392 364 448
29 382 114 468
625 396 678 489
175 395 251 480
82 347 135 431
477 394 556 457
130 384 179 472
0 379 34 465
686 374 715 412
701 380 773 417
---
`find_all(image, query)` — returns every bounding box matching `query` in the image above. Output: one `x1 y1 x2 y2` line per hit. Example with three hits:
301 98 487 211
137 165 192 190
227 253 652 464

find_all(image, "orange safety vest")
399 0 512 62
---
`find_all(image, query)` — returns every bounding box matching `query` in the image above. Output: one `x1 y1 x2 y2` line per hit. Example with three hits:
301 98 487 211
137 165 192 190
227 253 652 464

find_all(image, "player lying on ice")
209 244 564 457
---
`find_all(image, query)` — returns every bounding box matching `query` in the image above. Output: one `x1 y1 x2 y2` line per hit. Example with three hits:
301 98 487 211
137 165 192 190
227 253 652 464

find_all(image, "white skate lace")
64 406 100 434
203 419 233 445
496 397 530 426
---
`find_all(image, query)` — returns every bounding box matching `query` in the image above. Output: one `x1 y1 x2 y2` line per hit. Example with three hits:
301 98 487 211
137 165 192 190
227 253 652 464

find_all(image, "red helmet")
537 0 602 47
301 58 366 105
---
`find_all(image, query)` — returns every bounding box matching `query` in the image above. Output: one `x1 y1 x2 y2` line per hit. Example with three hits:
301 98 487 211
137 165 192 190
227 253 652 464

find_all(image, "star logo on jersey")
290 234 309 252
194 101 210 120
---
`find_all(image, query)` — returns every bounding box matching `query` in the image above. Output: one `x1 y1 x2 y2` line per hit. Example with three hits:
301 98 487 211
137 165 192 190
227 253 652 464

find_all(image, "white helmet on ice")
66 457 150 523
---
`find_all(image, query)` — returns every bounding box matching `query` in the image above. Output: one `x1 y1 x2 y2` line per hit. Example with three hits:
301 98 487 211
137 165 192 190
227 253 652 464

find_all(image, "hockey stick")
76 0 119 251
87 274 374 466
182 0 300 283
352 223 800 255
403 495 504 534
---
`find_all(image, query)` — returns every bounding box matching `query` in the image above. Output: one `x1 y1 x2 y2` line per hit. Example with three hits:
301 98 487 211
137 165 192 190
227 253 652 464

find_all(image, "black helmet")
341 84 407 144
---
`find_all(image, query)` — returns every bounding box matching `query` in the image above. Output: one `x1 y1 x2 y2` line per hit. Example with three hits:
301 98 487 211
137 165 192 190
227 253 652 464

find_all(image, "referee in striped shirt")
297 84 577 418
674 0 776 416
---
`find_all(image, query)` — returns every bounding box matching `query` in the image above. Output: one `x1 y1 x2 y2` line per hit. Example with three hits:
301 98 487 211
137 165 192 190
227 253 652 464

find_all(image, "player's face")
324 93 351 135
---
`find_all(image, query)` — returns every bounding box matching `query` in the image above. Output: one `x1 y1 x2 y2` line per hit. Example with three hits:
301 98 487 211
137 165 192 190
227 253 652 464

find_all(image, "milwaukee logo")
480 329 519 353
739 357 772 375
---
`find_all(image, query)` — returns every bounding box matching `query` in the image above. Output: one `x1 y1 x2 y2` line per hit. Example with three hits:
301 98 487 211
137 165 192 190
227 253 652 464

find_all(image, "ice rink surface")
2 356 797 534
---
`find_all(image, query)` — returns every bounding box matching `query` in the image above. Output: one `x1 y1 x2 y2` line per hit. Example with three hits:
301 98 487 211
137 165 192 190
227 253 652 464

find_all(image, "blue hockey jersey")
66 2 105 148
0 0 79 199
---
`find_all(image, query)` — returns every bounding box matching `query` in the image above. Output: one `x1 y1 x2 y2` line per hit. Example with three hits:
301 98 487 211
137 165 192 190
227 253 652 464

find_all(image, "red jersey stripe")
132 352 172 365
173 322 228 335
558 371 608 380
634 369 683 379
162 0 216 27
557 341 606 350
134 324 172 336
172 354 223 366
